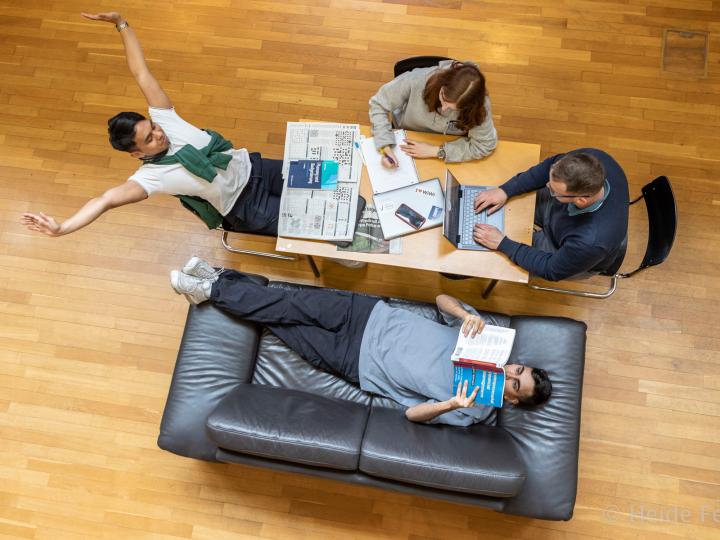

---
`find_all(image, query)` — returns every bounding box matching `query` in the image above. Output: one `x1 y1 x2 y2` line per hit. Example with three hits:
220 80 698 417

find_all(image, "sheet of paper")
450 325 516 366
359 130 420 194
279 122 362 241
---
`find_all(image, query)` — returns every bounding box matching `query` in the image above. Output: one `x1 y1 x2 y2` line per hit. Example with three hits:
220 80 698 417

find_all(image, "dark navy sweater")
497 148 629 281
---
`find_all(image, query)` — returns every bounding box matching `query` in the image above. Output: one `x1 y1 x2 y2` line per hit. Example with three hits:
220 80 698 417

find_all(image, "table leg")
482 279 498 299
307 256 321 278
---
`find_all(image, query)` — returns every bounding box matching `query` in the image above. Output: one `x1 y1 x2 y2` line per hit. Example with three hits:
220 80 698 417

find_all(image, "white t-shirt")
128 108 251 216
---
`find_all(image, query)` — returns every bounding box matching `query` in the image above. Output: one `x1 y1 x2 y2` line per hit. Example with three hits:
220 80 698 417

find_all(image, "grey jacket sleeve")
368 72 414 149
442 96 498 162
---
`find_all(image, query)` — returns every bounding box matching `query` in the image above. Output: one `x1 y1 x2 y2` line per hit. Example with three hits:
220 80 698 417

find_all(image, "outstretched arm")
21 180 148 237
82 11 172 109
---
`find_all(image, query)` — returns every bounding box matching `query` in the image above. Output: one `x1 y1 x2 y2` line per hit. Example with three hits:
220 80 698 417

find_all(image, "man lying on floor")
170 257 552 426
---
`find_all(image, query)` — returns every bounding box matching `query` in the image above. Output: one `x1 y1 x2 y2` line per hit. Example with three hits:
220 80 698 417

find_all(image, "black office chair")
393 55 451 78
528 175 678 299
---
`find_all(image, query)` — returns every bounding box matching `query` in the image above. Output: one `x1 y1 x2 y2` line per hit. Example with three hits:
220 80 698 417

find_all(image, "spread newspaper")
279 122 362 241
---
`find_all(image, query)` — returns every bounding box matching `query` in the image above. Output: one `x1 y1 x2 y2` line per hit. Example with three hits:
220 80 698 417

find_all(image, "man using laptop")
473 148 629 281
169 257 553 427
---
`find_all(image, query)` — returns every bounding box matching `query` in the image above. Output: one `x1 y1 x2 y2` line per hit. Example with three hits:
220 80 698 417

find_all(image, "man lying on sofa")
169 257 552 426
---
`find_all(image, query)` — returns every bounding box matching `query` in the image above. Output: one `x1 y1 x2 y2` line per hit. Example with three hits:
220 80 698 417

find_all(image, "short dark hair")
107 111 146 152
518 367 552 408
550 153 605 195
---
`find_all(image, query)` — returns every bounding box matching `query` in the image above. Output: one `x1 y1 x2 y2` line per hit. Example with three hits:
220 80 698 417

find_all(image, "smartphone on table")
395 203 426 229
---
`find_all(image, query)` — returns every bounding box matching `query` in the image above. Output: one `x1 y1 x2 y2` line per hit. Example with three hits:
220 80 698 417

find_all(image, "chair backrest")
393 56 451 78
628 175 677 276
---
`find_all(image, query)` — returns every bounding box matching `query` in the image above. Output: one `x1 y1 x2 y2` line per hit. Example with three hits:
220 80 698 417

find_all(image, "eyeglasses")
545 182 593 199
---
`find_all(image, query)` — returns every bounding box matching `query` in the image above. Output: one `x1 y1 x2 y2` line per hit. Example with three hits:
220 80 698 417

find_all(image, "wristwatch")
437 146 446 161
116 21 129 32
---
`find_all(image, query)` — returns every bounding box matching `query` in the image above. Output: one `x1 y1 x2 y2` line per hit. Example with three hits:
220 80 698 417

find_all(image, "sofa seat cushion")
206 384 370 470
359 406 526 497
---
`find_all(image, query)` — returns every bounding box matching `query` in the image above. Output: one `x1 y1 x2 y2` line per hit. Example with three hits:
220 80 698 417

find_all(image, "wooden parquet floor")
1 1 719 539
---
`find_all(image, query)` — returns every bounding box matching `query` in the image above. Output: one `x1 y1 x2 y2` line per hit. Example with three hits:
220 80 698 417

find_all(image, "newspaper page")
450 325 516 366
279 122 362 241
337 205 402 254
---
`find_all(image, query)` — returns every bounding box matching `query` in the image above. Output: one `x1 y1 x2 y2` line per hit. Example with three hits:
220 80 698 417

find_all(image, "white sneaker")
170 270 213 304
182 256 223 281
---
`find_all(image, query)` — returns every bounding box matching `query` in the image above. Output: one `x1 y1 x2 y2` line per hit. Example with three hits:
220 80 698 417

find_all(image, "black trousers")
210 270 380 383
225 153 284 236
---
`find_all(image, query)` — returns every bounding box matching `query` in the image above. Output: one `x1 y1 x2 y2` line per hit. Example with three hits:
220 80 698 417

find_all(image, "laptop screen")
443 170 461 245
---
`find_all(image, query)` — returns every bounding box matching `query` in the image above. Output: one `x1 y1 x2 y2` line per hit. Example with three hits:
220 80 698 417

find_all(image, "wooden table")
276 130 540 285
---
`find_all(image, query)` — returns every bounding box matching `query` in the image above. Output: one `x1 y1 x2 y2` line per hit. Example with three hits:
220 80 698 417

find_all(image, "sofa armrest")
499 315 587 520
158 275 268 461
359 406 526 497
207 384 370 471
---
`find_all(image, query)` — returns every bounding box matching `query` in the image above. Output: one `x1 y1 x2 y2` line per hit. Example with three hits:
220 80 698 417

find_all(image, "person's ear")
130 150 144 159
508 397 519 406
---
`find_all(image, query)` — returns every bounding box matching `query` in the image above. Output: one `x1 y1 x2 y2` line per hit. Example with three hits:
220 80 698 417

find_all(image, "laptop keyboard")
460 188 487 245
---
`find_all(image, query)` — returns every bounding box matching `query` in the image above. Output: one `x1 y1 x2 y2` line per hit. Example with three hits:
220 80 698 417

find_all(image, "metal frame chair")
527 175 678 299
219 227 320 278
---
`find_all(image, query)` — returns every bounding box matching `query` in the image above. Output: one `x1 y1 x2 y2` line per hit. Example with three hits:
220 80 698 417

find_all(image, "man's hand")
21 212 62 237
474 187 508 215
449 380 480 410
473 223 504 250
81 12 123 25
399 139 439 159
461 314 485 338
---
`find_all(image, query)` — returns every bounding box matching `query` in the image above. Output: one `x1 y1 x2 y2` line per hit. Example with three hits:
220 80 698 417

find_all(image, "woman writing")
369 60 497 168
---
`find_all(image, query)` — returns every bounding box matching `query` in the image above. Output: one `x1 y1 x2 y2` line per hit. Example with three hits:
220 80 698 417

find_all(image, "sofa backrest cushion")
252 330 373 406
207 384 370 470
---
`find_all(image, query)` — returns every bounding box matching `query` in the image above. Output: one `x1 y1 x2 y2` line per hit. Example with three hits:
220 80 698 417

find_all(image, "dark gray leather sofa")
158 277 587 520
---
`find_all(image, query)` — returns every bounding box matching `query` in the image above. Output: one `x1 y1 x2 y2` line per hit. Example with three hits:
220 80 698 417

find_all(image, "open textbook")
451 325 516 408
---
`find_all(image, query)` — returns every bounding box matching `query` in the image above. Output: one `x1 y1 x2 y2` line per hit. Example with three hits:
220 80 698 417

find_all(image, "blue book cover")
452 363 505 408
288 160 339 190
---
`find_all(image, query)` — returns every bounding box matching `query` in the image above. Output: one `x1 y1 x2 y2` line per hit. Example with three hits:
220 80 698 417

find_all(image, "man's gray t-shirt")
358 301 495 426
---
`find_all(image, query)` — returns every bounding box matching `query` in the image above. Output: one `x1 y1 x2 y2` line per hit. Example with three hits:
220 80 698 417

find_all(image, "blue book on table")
288 160 338 190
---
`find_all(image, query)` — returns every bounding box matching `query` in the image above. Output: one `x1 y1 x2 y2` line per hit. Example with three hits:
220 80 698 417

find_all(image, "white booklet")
450 325 516 367
359 129 420 194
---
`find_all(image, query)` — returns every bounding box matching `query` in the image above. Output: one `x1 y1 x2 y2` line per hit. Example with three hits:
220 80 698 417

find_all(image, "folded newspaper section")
279 122 362 241
450 325 516 408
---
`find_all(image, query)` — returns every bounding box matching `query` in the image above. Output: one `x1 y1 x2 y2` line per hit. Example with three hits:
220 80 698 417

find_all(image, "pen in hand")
380 147 398 168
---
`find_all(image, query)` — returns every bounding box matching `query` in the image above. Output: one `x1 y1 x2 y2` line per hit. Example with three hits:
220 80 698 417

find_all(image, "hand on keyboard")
473 224 504 250
474 188 508 215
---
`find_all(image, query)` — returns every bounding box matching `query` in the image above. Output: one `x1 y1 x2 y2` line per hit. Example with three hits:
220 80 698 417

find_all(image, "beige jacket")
368 60 498 162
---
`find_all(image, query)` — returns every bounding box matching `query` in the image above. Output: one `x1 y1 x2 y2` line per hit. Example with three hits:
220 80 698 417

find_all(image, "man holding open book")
169 257 553 427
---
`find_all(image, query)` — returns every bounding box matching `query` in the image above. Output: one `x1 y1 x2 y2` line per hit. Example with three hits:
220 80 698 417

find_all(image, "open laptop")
443 169 505 251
